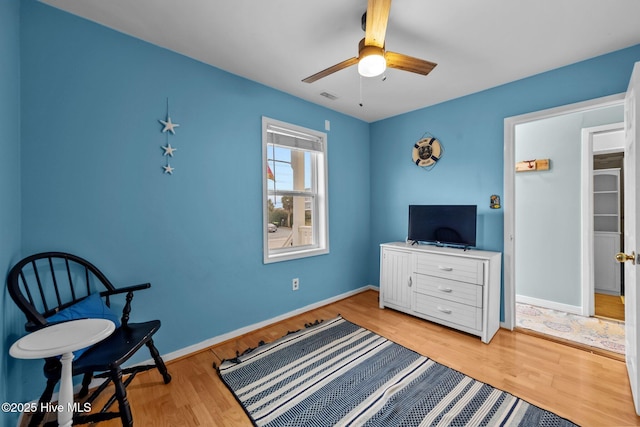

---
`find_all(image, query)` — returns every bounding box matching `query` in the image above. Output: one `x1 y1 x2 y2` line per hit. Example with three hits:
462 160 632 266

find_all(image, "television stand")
379 242 502 343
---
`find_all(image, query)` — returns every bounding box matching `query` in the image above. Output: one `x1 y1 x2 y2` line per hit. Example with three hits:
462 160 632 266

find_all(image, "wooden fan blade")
385 51 437 75
364 0 391 48
302 57 359 83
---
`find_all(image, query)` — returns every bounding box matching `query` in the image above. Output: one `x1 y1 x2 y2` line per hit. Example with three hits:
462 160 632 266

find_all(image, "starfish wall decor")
159 98 180 175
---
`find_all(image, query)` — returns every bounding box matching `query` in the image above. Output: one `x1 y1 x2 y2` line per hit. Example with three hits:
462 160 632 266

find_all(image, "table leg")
58 352 74 427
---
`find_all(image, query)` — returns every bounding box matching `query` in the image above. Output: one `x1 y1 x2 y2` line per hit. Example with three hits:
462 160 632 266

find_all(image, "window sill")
264 247 329 264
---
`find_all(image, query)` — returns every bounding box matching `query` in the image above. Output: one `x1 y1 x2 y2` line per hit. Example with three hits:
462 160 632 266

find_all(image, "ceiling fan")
302 0 437 84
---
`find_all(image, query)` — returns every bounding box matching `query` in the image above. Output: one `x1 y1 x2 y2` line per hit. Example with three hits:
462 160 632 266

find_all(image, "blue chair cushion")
46 293 120 358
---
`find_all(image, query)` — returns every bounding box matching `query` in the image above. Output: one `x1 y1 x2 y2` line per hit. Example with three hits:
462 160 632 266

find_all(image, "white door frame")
502 93 624 330
580 122 625 317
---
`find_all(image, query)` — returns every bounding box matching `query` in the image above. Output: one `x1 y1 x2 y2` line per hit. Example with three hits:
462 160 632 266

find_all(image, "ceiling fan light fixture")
358 45 386 77
302 3 437 84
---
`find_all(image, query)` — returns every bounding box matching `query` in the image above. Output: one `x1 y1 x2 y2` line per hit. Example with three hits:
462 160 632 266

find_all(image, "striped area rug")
217 316 577 426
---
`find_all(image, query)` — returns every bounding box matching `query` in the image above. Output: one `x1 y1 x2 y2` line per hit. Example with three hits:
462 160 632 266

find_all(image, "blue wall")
1 0 24 425
369 45 640 285
14 0 370 406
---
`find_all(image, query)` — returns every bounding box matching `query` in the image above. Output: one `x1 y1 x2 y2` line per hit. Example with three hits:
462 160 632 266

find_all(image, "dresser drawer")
415 274 483 308
416 253 484 285
414 294 482 331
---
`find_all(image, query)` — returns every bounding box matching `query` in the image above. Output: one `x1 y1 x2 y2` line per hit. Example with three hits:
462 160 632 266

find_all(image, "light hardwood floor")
596 292 625 321
23 290 640 426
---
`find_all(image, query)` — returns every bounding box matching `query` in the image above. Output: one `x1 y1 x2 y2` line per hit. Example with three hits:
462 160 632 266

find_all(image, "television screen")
408 205 477 248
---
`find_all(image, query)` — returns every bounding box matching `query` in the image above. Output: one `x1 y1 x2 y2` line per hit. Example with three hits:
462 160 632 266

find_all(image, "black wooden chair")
7 252 172 426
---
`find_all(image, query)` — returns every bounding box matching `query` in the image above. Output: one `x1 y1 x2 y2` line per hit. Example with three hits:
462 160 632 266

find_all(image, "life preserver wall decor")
412 134 443 170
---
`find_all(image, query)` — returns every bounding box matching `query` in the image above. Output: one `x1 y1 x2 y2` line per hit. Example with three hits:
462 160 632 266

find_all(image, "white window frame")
262 117 329 263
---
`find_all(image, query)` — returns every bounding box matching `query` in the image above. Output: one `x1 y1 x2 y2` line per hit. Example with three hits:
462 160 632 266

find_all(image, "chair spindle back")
7 252 117 330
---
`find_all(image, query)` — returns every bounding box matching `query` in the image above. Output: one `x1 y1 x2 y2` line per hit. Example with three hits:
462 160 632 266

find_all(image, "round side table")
10 318 116 427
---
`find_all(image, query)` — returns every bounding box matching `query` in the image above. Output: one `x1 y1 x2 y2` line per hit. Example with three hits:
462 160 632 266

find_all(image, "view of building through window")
262 117 328 263
266 145 314 249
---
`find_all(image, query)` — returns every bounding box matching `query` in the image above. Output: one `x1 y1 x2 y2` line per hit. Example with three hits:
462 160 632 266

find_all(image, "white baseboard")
160 284 379 363
26 285 380 407
516 294 583 315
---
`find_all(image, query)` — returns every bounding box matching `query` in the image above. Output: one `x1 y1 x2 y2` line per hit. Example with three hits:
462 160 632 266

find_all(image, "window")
262 117 329 263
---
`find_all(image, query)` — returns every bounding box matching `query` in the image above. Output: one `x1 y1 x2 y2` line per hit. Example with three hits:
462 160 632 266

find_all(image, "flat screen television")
408 205 477 248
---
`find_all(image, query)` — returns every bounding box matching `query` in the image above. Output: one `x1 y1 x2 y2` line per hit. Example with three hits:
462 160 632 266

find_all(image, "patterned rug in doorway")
516 303 625 354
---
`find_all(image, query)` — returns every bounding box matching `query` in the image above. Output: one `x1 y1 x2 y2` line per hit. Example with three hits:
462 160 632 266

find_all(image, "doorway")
505 60 640 416
584 123 626 322
506 100 626 355
594 149 625 321
503 94 626 343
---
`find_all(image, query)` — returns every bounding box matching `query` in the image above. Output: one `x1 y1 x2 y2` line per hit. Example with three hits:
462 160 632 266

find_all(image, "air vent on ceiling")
320 91 338 101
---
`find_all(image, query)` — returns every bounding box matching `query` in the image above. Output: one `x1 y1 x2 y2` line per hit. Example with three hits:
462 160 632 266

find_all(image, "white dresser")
379 242 502 343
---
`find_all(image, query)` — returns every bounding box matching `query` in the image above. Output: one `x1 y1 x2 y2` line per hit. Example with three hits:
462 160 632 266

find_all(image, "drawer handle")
437 286 453 293
438 265 453 271
437 306 452 314
408 276 412 287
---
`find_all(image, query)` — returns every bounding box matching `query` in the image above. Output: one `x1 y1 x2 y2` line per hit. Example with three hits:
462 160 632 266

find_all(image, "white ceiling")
40 0 640 123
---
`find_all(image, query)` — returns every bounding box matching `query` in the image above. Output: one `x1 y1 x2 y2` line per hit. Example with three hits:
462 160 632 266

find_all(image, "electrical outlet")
292 278 299 291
